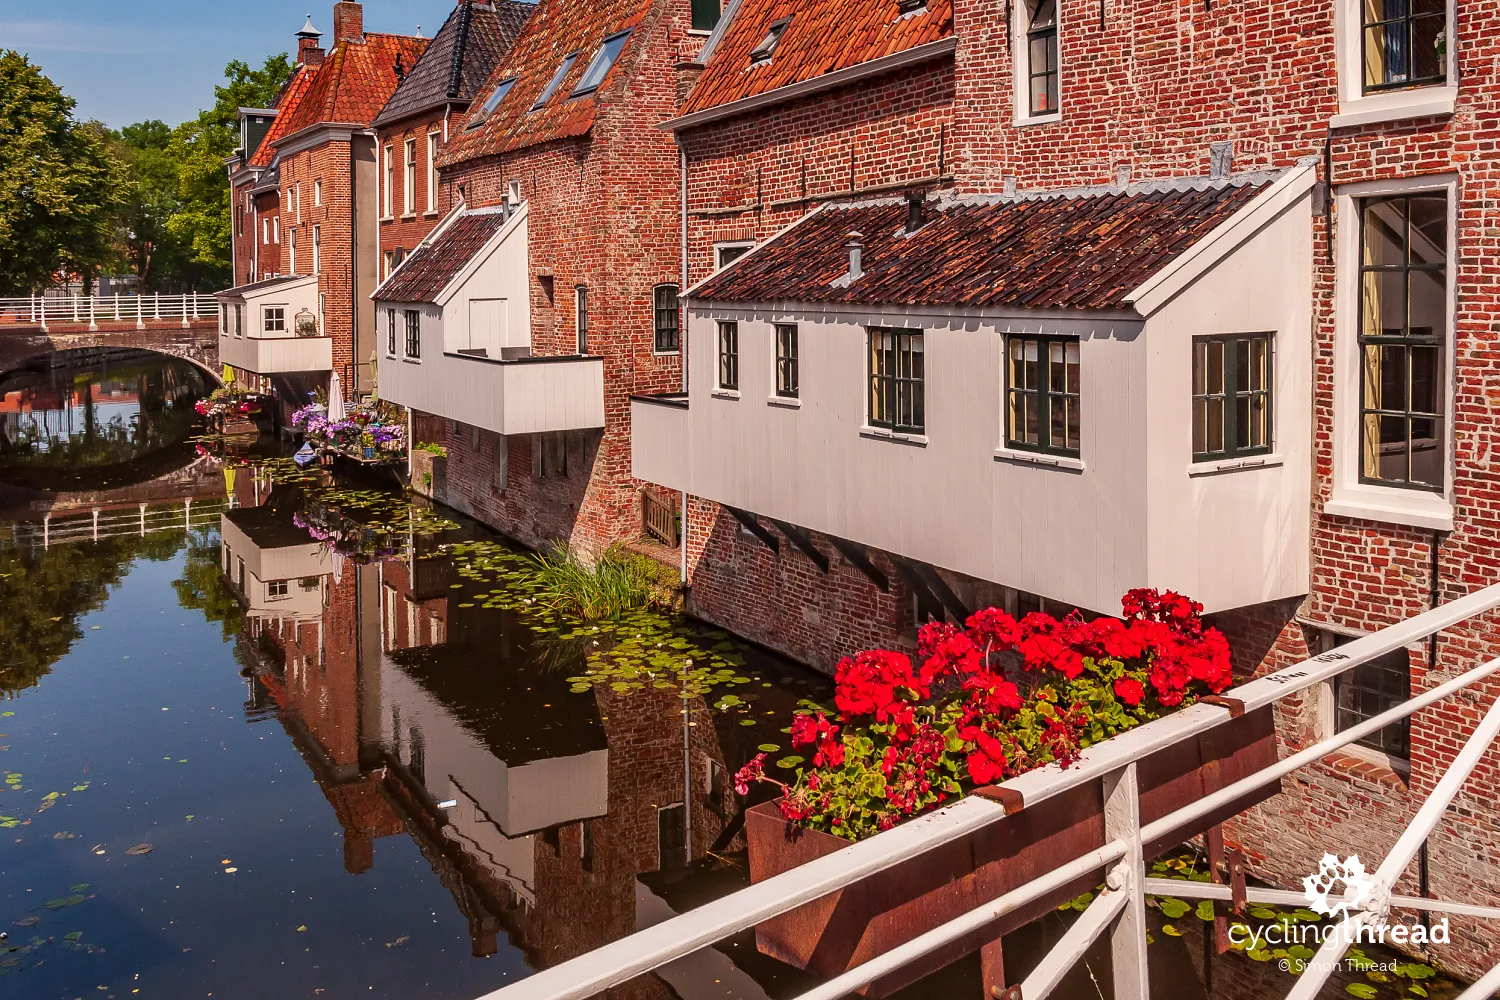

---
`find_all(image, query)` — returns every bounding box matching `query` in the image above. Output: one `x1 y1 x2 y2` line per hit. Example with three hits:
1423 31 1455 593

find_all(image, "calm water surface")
0 356 1461 1000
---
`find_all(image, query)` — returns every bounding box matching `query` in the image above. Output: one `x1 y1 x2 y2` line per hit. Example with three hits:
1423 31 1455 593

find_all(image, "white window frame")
263 304 287 336
383 143 394 219
426 131 440 213
1012 0 1062 126
262 218 270 245
403 137 416 216
272 216 279 244
1332 0 1456 129
1325 173 1457 532
312 225 321 276
714 241 754 271
289 229 296 273
314 179 323 206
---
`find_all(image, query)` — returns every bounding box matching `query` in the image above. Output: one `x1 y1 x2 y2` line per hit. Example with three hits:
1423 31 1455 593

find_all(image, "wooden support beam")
895 555 970 622
889 556 945 623
826 535 889 592
724 505 778 555
768 518 829 573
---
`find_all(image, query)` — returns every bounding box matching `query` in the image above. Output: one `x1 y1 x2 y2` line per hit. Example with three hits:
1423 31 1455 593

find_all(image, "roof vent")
905 191 925 235
896 0 928 14
831 231 864 288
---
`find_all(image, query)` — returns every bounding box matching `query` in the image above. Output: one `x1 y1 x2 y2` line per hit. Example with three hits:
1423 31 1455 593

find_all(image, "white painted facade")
633 169 1317 615
375 202 606 434
216 273 332 374
218 512 330 620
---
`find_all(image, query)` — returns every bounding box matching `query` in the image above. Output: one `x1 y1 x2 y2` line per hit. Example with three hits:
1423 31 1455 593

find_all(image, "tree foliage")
0 51 125 295
164 54 292 286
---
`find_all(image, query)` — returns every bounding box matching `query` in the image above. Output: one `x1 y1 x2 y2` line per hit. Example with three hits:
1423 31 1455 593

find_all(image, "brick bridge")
0 294 221 380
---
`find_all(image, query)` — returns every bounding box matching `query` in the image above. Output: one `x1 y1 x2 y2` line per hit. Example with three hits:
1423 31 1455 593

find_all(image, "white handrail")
0 294 218 324
473 583 1500 1000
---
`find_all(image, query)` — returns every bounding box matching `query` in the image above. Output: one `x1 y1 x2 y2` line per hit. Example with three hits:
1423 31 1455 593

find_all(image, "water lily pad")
1195 900 1216 921
1346 985 1378 999
43 895 85 910
1160 924 1182 937
1157 897 1191 919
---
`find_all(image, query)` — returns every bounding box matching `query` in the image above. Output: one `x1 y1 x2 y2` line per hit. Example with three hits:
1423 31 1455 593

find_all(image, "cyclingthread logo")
1302 853 1373 918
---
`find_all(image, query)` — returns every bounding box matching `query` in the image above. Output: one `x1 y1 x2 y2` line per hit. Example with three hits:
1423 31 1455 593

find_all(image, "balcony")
215 274 330 375
381 350 606 435
219 505 330 620
631 393 690 491
219 331 333 375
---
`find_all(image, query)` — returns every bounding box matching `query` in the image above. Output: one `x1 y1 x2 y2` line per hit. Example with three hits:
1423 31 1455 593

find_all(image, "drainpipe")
1419 526 1447 923
350 138 360 396
678 138 689 587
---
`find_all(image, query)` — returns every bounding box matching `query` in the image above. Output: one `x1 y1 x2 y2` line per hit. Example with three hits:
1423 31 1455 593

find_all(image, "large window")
869 329 924 434
691 0 722 31
1192 334 1272 462
775 323 798 398
404 309 421 359
1006 335 1079 456
426 131 440 212
383 144 394 217
571 31 631 97
1358 193 1446 490
1023 0 1059 117
403 138 416 215
386 307 397 356
717 321 739 391
653 284 679 353
575 285 589 354
1362 0 1446 93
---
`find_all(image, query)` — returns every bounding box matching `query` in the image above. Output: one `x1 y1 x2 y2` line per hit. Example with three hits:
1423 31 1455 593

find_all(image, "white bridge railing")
2 498 232 552
0 294 218 332
473 585 1500 1000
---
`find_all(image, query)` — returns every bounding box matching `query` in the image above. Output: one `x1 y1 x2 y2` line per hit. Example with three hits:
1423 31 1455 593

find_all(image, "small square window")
263 306 286 335
268 580 289 598
749 18 791 64
775 324 798 398
1322 632 1411 760
1192 334 1273 462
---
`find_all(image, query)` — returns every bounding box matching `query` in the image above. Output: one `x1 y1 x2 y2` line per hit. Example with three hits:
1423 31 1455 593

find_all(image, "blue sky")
4 1 466 128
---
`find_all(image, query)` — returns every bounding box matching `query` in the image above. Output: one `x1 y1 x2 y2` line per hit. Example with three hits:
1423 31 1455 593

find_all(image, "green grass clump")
530 545 677 621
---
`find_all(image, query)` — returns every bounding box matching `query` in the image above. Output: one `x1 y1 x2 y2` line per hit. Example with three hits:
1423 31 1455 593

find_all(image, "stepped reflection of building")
224 492 789 993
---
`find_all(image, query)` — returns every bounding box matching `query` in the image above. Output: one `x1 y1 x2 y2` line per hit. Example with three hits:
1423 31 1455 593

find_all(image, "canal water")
0 353 1464 1000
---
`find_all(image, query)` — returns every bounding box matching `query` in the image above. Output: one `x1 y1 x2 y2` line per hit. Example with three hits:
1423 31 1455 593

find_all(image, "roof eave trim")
272 122 374 158
1124 160 1318 317
434 200 528 307
373 96 471 130
682 296 1143 325
662 35 956 132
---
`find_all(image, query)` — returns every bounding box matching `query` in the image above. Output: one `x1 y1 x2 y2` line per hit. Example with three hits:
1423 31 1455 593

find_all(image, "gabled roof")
373 0 534 129
440 0 654 163
248 63 320 168
218 273 316 298
680 0 953 118
277 32 430 139
374 205 513 302
690 177 1274 310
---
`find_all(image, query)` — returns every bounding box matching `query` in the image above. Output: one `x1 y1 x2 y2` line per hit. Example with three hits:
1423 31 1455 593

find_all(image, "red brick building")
375 0 715 554
371 0 534 286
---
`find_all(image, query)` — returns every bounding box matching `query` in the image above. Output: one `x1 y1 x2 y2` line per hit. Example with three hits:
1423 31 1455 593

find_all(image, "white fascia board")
661 37 957 133
370 200 470 301
434 200 529 308
1124 161 1318 317
685 297 1141 328
682 202 832 300
271 123 367 160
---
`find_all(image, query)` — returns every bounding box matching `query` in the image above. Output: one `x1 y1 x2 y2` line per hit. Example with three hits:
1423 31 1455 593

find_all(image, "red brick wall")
429 0 692 556
376 110 459 277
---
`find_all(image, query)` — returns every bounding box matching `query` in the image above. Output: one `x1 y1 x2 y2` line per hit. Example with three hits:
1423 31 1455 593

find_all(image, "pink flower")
733 753 768 796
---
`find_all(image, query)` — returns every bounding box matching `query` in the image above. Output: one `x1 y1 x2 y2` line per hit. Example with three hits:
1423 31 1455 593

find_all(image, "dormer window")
749 18 791 65
531 52 580 110
469 77 516 129
571 31 631 97
1362 0 1446 93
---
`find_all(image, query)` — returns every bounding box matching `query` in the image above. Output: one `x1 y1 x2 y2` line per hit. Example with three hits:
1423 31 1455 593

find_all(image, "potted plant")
359 431 376 460
736 590 1275 996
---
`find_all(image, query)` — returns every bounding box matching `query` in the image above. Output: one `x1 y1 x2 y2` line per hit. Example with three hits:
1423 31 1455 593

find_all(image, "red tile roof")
374 206 511 302
440 0 655 163
278 32 430 139
249 63 319 168
680 0 953 117
690 180 1270 310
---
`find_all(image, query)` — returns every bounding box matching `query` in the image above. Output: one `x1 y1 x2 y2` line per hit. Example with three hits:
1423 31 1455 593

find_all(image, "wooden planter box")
747 705 1276 996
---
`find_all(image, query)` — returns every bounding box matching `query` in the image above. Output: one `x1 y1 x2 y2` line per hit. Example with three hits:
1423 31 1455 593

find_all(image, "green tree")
110 119 196 290
0 51 126 295
166 54 292 286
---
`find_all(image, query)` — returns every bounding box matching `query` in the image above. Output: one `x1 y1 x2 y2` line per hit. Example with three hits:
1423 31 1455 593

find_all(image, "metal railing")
2 498 232 552
0 294 218 331
471 583 1500 1000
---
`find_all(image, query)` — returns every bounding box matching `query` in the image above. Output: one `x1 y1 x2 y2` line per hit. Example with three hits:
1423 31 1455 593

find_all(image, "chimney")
333 1 364 44
905 191 925 235
296 14 325 65
831 231 865 287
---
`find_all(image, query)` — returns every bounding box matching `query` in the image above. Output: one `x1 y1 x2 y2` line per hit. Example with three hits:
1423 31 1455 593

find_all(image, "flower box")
746 703 1276 997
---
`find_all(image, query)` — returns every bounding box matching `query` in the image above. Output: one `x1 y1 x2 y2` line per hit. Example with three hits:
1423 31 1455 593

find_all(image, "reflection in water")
0 470 1462 999
0 350 209 491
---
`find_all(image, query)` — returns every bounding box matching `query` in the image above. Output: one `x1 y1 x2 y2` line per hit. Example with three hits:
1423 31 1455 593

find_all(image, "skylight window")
749 18 791 64
570 31 631 97
468 76 516 128
531 52 580 110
